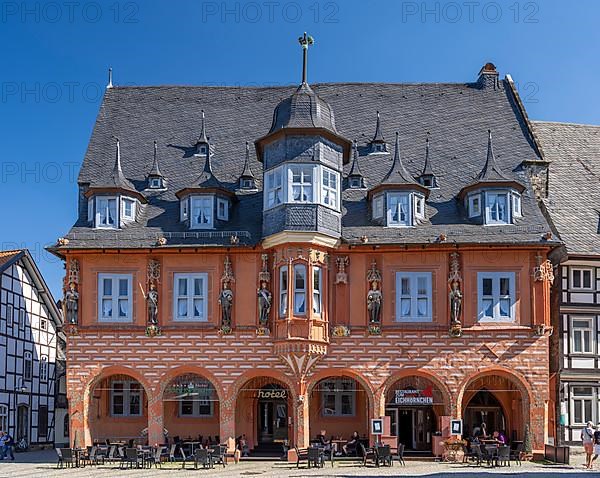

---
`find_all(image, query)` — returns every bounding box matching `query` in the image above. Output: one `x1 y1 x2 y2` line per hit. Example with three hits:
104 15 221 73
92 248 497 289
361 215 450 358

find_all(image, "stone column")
68 393 87 447
147 392 164 446
219 394 236 444
294 383 310 448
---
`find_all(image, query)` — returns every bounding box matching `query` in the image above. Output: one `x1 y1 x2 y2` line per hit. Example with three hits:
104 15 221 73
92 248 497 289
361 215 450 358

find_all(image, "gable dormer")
194 110 210 157
146 141 166 190
347 141 365 189
368 132 429 227
417 134 438 189
238 142 257 190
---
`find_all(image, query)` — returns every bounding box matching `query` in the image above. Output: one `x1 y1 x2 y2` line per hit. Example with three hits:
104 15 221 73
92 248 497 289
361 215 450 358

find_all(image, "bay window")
191 196 213 228
468 194 481 218
572 318 594 354
111 380 142 417
122 198 135 220
173 273 207 321
98 273 132 322
266 169 283 208
293 264 306 315
485 192 509 225
96 197 117 229
313 267 322 314
290 166 313 202
279 266 288 316
395 272 432 322
321 169 339 208
388 193 411 226
477 272 515 322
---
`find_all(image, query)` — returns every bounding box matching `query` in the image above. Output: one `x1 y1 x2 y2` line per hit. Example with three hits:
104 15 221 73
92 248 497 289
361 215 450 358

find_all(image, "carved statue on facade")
143 259 161 336
366 260 382 334
335 256 349 284
257 281 272 327
63 259 80 333
219 256 235 334
143 283 159 325
449 281 462 325
448 252 463 337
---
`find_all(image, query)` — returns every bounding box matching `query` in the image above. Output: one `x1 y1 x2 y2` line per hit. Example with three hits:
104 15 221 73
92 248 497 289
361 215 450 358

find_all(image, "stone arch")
156 365 224 403
229 369 299 405
380 369 453 416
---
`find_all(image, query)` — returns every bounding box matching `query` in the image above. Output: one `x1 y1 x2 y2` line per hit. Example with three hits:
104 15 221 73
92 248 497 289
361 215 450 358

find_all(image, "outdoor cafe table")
184 441 202 455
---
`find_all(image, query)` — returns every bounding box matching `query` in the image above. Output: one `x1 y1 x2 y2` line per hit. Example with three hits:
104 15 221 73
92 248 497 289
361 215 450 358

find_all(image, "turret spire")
109 137 136 191
380 132 417 185
107 67 113 89
348 140 365 188
298 32 314 85
239 141 256 190
197 110 208 145
478 129 509 181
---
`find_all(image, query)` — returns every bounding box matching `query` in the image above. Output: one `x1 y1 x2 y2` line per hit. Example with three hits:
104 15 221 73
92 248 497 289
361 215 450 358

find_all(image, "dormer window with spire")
194 110 210 157
239 142 257 190
368 133 429 227
368 111 387 154
348 141 365 189
459 130 525 225
417 134 438 189
147 141 166 190
85 138 146 229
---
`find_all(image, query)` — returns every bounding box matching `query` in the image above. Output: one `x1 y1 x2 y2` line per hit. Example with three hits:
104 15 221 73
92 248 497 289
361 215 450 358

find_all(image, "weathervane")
298 32 314 84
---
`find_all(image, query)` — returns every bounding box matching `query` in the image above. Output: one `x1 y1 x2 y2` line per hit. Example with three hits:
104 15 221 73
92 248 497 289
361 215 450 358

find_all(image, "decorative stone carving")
367 260 382 335
63 259 80 334
335 256 349 284
219 256 235 335
155 236 167 246
331 325 351 337
257 253 272 336
448 252 463 337
142 259 161 337
533 253 555 283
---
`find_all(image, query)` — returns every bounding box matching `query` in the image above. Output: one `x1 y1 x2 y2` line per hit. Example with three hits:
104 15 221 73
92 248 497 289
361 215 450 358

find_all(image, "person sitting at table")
493 430 506 445
315 429 333 454
342 431 360 456
237 435 250 457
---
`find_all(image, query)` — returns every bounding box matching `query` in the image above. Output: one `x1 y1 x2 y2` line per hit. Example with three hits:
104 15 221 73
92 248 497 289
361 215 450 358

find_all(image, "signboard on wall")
451 419 463 436
257 389 287 400
371 419 384 435
394 386 433 406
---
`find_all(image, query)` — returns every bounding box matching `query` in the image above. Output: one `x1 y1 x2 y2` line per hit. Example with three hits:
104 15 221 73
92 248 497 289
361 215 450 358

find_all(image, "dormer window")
122 198 135 220
149 177 163 189
468 194 481 218
191 196 213 229
197 144 208 156
96 197 117 229
240 178 255 190
372 191 426 227
388 193 411 226
216 197 229 221
349 177 364 189
512 192 522 217
414 195 425 219
485 191 509 225
373 143 385 153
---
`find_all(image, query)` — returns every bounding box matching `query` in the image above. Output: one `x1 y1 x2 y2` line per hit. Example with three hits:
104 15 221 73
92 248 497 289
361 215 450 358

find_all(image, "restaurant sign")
394 386 433 406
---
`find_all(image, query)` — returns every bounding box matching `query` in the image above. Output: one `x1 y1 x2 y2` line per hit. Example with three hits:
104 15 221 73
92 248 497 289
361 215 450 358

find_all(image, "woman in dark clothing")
343 431 360 456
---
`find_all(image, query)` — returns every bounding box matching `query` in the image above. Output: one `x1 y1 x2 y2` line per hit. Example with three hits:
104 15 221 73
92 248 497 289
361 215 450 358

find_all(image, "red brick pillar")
69 393 87 448
147 392 164 446
219 394 236 444
294 383 310 448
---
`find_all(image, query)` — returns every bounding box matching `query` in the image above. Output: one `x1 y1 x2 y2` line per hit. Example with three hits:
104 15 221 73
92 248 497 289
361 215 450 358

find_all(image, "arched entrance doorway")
385 375 448 452
460 373 528 442
88 373 148 445
235 377 291 455
309 375 370 444
163 373 220 445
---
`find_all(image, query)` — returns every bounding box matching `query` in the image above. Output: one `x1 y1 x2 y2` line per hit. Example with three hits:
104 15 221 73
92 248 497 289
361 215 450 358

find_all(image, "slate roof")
60 73 558 250
533 121 600 256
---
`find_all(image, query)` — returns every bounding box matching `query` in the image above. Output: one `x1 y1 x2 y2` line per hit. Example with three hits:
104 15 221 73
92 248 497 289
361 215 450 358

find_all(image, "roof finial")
149 140 163 177
107 67 113 89
371 110 385 144
240 141 256 181
298 32 314 84
348 140 364 181
197 110 208 144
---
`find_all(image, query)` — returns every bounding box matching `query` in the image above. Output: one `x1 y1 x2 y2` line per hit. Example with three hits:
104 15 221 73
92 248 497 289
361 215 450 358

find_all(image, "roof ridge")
533 120 600 128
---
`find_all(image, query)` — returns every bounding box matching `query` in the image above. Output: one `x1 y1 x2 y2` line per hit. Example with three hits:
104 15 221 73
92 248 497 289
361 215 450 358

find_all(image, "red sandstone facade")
63 243 553 452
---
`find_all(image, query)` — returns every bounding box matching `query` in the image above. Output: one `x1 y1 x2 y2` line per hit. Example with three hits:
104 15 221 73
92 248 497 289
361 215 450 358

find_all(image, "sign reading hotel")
394 386 433 406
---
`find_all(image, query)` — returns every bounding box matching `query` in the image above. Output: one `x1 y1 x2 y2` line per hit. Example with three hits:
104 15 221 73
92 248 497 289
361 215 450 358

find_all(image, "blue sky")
1 0 599 299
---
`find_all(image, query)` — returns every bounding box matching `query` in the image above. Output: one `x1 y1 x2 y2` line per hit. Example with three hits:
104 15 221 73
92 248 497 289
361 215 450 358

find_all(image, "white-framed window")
293 264 307 315
197 144 208 155
98 273 132 322
23 351 32 381
240 178 254 189
321 169 339 209
313 267 322 314
40 318 47 331
321 378 356 416
414 194 425 219
216 197 229 221
191 196 213 229
373 194 384 219
395 272 433 322
180 198 189 221
349 176 363 189
87 198 93 222
477 272 516 322
571 268 594 291
149 177 162 189
289 165 313 203
512 192 522 217
122 198 135 220
40 355 48 382
571 387 595 425
485 192 510 225
572 317 594 354
388 192 411 226
266 169 283 208
468 194 481 218
111 380 142 417
96 196 118 229
279 266 288 317
179 389 213 417
0 404 7 433
173 273 208 321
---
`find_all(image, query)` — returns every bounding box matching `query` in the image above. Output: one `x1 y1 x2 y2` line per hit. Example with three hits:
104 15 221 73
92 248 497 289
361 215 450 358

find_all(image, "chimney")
477 62 499 89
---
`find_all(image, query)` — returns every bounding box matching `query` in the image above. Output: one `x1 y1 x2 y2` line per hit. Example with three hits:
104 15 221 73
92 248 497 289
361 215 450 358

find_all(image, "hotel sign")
257 389 287 399
394 386 433 406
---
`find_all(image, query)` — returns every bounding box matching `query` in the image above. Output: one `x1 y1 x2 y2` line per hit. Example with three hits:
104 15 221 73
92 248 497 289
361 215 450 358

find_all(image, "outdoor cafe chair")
377 445 393 467
146 446 164 468
497 445 511 467
510 442 523 465
168 443 177 461
56 448 75 468
308 447 325 468
105 445 117 464
122 447 142 469
211 444 227 467
360 443 378 467
484 445 498 467
180 447 192 469
194 448 213 469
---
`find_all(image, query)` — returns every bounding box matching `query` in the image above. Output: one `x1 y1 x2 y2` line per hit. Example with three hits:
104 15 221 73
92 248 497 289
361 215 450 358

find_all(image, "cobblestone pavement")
0 450 593 477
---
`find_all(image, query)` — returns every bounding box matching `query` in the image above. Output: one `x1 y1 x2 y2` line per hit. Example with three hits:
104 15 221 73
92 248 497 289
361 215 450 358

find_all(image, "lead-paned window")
321 378 355 416
289 166 313 203
98 274 132 322
293 264 306 315
572 387 595 425
96 197 117 229
395 272 432 322
477 272 516 322
191 196 213 228
313 267 322 314
111 380 142 417
173 273 207 321
572 317 594 354
485 192 509 225
279 266 288 317
571 268 593 290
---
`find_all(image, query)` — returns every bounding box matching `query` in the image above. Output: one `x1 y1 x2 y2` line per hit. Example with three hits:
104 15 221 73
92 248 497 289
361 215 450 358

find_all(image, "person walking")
590 424 600 469
582 421 595 469
0 431 14 461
